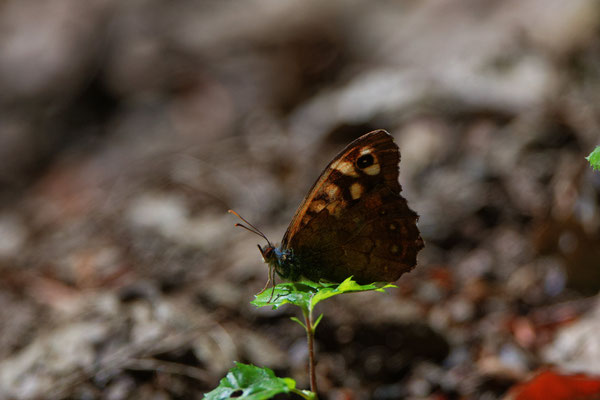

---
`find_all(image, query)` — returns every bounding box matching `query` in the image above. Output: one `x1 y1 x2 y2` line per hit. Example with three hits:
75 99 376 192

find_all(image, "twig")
304 307 318 398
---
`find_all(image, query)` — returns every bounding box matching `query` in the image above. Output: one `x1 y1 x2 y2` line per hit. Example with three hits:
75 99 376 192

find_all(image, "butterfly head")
258 244 288 266
229 210 288 294
258 244 299 281
258 244 276 264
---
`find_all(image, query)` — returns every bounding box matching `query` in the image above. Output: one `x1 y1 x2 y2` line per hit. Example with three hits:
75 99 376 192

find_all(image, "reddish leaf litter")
507 370 600 400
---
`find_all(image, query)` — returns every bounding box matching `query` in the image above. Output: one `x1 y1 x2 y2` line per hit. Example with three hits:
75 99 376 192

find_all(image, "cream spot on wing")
333 160 359 177
350 182 364 200
325 184 340 199
389 223 396 231
363 163 380 175
360 147 374 155
310 199 327 213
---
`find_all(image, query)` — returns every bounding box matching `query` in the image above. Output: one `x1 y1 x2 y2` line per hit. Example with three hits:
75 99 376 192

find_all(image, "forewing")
282 129 399 245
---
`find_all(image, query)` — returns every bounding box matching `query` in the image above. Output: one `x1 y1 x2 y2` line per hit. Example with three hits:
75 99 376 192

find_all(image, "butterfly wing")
281 130 423 283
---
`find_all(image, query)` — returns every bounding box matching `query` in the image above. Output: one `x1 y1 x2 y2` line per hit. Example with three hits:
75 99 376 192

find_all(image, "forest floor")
1 1 600 399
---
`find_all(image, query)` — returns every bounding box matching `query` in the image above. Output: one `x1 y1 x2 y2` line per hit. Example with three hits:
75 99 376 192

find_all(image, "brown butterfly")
231 129 423 290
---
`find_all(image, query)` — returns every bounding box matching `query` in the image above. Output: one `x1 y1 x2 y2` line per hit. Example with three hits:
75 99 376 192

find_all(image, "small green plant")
587 146 600 171
203 277 395 399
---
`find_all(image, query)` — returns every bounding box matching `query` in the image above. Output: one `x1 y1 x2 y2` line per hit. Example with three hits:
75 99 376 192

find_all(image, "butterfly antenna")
229 210 277 303
228 209 272 246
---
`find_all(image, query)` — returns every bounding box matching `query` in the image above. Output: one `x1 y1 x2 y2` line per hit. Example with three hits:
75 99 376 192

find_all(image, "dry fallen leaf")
506 370 600 400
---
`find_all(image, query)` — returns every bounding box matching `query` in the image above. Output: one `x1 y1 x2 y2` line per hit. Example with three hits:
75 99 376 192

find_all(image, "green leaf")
204 362 314 400
310 277 396 308
586 146 600 171
251 281 321 311
251 277 396 313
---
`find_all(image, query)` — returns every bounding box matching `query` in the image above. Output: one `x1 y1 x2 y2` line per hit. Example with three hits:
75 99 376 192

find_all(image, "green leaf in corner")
586 146 600 171
203 362 314 400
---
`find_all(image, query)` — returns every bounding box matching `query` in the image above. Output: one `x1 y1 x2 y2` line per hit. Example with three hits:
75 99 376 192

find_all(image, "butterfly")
230 129 424 292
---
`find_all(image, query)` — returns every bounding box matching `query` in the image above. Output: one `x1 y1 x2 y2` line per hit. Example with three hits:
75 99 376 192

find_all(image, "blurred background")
1 0 600 399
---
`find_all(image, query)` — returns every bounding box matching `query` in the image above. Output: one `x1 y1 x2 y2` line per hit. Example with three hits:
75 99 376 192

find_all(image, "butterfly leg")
267 272 277 303
258 265 273 294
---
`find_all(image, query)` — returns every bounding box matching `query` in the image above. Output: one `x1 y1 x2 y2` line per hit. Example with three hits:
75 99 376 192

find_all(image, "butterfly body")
259 129 424 284
260 246 302 281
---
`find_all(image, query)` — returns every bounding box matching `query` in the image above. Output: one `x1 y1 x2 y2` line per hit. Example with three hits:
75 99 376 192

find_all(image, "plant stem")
304 307 318 398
